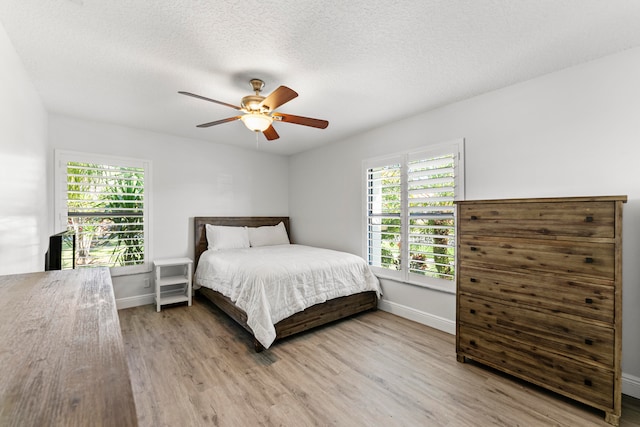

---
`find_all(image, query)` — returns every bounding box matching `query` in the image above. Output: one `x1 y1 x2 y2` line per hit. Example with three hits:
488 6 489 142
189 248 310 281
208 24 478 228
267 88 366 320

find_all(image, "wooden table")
0 268 138 426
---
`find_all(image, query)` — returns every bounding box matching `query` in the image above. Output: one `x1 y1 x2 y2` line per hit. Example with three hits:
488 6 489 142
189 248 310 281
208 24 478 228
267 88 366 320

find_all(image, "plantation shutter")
55 150 151 275
365 157 403 276
363 139 464 291
406 148 457 280
66 161 145 268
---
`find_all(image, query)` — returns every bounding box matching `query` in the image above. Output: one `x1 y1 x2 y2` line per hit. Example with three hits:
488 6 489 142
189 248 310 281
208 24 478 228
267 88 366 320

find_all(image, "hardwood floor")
119 295 640 426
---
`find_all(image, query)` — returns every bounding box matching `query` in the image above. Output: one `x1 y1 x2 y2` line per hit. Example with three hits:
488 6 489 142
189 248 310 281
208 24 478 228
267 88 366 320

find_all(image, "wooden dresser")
0 268 138 426
456 196 626 425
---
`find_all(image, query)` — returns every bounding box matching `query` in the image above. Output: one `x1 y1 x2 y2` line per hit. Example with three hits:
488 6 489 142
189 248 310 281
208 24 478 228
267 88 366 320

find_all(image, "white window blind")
407 151 456 281
366 159 402 273
364 140 464 291
55 151 151 275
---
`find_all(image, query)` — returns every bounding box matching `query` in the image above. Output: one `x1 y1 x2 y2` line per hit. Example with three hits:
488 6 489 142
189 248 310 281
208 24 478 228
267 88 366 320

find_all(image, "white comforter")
194 244 381 349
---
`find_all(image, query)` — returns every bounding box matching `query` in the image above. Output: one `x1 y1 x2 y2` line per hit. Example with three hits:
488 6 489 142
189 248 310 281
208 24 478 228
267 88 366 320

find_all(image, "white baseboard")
116 293 154 310
378 299 456 335
623 372 640 399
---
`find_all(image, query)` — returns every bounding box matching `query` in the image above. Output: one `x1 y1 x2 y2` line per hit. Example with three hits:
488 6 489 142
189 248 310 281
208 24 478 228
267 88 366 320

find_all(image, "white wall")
0 22 48 275
289 46 640 396
49 114 289 306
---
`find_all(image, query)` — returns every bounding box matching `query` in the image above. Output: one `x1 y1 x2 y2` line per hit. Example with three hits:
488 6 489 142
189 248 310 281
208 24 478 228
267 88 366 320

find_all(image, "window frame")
362 139 465 293
54 150 153 276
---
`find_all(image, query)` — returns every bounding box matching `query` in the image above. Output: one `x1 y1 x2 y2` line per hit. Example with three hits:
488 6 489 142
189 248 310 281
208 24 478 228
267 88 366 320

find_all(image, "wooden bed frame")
193 216 378 352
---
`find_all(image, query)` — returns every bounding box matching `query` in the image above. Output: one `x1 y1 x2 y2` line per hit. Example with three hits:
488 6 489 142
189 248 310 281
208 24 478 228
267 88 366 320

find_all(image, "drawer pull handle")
584 379 593 387
470 278 477 283
470 247 478 252
585 298 593 304
585 257 594 264
585 338 593 346
470 215 478 220
470 340 476 346
585 216 594 222
470 309 476 314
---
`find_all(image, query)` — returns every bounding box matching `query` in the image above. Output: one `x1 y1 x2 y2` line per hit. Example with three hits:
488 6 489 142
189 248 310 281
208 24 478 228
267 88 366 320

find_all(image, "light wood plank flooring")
119 296 640 426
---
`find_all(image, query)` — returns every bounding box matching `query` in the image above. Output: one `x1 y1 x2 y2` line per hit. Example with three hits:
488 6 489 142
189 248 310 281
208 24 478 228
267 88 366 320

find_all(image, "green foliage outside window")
67 162 145 268
368 153 456 281
408 156 455 280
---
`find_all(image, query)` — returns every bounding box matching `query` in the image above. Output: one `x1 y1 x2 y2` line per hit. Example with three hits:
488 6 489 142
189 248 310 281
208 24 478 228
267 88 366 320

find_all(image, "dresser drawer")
458 201 615 239
458 266 614 323
458 326 614 409
458 295 614 367
459 236 615 279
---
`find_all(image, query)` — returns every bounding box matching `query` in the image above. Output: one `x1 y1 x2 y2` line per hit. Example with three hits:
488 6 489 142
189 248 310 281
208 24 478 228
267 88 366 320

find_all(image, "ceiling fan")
179 79 329 141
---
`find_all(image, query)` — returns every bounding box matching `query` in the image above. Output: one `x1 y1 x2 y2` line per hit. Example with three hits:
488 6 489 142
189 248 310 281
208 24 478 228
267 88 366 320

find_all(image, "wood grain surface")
0 268 137 427
119 297 640 426
456 196 626 425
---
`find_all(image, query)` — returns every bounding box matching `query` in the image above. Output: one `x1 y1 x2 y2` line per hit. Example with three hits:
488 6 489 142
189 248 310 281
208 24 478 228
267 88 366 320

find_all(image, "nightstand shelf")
154 257 192 312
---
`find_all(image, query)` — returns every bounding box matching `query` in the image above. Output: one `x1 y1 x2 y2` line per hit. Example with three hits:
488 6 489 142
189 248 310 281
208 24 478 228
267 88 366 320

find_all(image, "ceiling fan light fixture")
241 113 273 132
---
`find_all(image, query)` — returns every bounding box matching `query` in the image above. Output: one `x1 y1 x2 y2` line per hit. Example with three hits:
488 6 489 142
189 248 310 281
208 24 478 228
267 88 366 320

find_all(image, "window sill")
374 272 456 295
108 264 153 277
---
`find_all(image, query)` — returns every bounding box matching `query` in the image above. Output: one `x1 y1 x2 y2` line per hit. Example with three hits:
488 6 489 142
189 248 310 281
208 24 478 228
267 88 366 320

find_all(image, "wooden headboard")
193 217 291 269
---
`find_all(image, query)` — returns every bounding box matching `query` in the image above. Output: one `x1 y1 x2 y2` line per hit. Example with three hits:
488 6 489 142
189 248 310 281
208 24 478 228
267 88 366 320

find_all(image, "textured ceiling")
2 1 640 156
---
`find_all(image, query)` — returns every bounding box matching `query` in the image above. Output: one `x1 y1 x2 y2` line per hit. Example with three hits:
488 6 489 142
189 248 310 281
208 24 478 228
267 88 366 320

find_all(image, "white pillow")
248 222 290 247
205 224 250 251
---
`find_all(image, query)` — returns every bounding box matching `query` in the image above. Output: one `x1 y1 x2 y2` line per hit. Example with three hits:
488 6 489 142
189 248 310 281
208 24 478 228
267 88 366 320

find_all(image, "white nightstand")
153 257 193 312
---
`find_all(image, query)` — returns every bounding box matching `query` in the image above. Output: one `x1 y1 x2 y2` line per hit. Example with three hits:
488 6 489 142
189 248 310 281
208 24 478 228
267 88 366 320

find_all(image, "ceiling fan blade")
273 113 329 129
263 125 280 141
259 86 298 111
179 91 241 110
196 116 241 128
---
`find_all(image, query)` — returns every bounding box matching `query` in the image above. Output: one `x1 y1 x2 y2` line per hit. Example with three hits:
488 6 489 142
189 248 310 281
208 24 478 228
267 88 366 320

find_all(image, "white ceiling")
2 1 640 156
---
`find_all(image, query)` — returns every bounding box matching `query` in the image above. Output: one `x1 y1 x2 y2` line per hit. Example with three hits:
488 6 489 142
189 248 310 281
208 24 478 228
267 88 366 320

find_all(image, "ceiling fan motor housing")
243 79 268 112
242 95 267 112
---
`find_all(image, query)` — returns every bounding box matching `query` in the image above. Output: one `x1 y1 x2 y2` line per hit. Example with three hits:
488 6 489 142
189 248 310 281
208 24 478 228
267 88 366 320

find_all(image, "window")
364 139 464 291
55 150 152 275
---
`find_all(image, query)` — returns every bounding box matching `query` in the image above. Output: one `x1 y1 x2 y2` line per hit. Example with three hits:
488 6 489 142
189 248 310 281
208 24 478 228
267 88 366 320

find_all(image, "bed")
193 216 381 352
